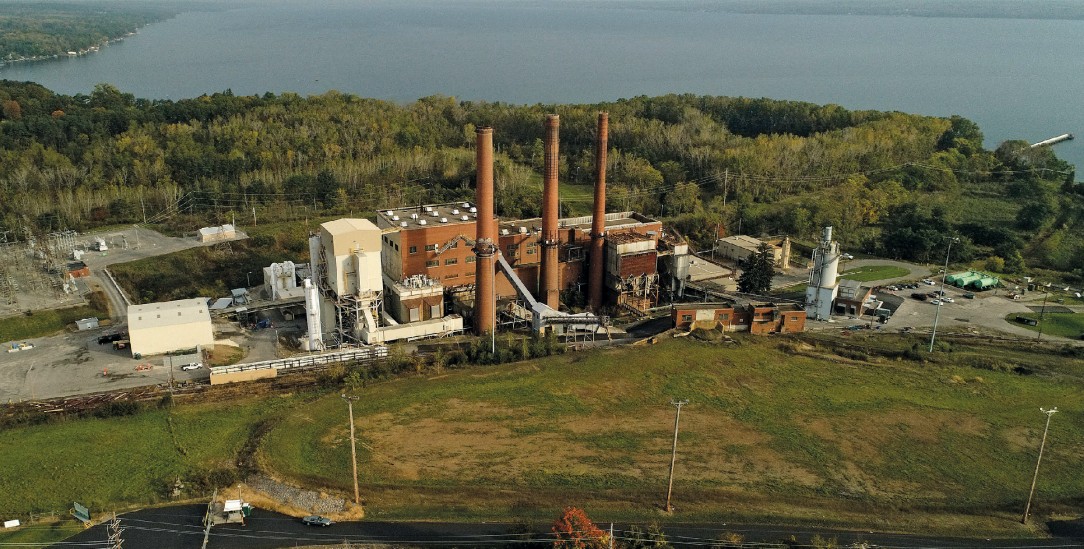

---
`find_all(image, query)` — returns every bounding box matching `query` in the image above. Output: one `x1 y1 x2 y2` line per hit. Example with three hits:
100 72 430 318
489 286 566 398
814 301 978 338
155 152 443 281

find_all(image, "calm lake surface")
2 0 1081 168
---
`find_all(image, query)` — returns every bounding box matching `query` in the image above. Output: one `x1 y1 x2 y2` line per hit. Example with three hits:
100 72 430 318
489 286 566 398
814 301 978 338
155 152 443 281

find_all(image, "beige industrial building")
127 298 214 356
716 235 790 268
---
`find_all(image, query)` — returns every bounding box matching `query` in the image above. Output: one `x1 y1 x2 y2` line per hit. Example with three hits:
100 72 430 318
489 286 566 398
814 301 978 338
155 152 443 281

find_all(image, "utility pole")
252 206 257 227
341 394 361 505
929 236 958 352
722 169 729 208
1022 407 1057 524
140 196 146 224
1036 284 1050 342
200 488 216 549
665 399 688 513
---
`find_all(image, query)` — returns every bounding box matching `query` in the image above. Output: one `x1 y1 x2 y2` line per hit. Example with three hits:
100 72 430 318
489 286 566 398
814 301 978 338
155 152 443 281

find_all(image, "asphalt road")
62 505 1084 549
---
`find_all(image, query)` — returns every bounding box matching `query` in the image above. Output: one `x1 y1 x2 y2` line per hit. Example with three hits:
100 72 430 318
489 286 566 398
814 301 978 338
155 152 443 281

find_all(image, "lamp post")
928 237 959 352
341 394 361 505
246 271 253 288
1022 407 1057 524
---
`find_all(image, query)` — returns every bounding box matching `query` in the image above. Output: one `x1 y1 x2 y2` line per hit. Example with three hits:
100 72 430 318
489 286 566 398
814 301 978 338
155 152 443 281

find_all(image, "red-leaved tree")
552 506 608 549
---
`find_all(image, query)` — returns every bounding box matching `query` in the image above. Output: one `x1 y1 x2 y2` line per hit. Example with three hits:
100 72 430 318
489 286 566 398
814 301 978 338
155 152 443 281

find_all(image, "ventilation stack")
541 114 561 309
302 278 324 351
473 127 497 336
588 112 609 312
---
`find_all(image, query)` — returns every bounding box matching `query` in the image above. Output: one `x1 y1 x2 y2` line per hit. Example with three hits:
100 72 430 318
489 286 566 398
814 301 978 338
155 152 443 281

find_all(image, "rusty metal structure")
473 127 497 335
589 112 608 312
541 114 561 309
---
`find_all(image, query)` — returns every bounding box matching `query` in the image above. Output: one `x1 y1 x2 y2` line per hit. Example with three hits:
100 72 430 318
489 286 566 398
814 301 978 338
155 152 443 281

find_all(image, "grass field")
0 297 109 344
260 336 1084 534
0 395 299 517
1006 312 1084 339
4 335 1084 538
840 265 911 282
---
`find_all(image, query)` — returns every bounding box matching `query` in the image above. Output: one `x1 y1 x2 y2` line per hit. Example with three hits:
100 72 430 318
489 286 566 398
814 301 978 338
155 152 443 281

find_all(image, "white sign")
3 520 20 528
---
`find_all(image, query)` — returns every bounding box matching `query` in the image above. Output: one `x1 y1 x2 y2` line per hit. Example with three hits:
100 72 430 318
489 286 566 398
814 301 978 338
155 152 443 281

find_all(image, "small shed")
75 317 100 331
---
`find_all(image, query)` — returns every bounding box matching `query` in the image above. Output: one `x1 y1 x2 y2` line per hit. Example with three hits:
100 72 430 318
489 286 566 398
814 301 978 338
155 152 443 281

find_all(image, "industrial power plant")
298 113 698 347
110 112 839 374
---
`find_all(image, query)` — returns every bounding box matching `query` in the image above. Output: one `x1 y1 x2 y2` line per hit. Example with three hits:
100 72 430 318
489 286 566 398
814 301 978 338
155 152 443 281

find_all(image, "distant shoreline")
582 0 1084 21
0 33 134 71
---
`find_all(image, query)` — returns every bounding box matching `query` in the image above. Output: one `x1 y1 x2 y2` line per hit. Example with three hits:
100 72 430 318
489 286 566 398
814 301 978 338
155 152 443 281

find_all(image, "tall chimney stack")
588 112 608 312
473 127 497 336
541 114 561 309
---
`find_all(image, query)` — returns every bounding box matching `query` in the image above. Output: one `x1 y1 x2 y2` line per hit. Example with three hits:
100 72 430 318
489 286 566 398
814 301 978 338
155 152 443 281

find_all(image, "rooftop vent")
430 211 439 217
518 226 528 234
469 207 477 213
440 217 448 223
451 209 460 215
419 219 427 225
400 221 408 227
501 228 510 236
392 215 399 221
385 210 394 216
460 215 469 221
424 206 433 212
462 202 470 208
410 213 418 220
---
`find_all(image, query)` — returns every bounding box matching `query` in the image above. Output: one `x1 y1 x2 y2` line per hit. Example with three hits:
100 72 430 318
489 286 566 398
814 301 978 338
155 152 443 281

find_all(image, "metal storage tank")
955 272 983 288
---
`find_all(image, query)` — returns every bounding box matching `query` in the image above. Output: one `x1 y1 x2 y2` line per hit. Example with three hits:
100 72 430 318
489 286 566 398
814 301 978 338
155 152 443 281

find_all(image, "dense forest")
0 80 1081 280
0 2 177 62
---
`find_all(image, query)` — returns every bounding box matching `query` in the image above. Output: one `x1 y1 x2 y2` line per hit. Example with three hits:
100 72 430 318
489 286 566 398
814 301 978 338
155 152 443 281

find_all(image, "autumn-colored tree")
551 507 608 549
1 99 21 120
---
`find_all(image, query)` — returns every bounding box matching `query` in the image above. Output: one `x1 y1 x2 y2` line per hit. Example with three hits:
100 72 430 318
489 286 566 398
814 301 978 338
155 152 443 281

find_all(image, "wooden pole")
665 399 688 512
342 394 361 505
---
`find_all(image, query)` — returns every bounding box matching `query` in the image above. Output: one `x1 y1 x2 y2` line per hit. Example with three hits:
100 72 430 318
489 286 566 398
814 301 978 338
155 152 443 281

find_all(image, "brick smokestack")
589 112 608 312
473 127 497 336
541 114 561 309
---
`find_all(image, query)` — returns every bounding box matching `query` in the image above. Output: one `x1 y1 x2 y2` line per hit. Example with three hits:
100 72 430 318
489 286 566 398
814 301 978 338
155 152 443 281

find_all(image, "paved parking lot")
0 329 211 403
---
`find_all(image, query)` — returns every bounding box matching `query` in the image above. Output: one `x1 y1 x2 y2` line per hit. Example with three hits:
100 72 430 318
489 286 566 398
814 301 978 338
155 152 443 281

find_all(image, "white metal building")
198 224 237 243
127 298 214 356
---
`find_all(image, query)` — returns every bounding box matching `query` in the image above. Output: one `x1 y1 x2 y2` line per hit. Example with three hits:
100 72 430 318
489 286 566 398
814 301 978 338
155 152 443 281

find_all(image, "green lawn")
840 264 910 282
0 521 83 547
1006 312 1084 339
562 182 596 217
260 336 1084 532
0 302 108 344
0 396 297 517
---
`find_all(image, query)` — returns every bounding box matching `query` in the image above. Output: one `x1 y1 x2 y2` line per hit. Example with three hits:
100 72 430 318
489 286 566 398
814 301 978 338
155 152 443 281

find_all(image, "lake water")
2 0 1082 169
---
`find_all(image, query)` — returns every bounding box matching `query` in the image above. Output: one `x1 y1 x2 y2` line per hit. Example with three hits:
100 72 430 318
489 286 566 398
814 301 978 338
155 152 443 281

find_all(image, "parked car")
941 296 954 303
923 279 936 285
181 362 203 371
911 292 927 301
302 516 333 527
962 292 975 299
930 299 941 305
841 253 854 260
